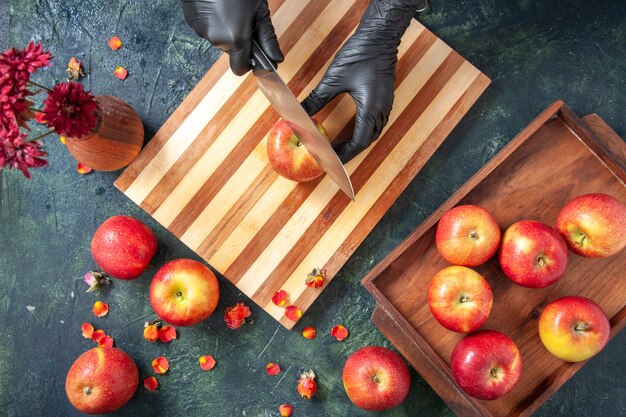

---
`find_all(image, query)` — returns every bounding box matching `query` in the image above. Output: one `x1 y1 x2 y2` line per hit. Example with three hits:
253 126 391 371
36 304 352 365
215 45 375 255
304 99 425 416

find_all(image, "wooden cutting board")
115 0 490 329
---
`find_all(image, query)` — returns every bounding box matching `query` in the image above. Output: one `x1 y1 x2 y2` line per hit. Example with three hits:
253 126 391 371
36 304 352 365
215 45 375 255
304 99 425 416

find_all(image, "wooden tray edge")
362 103 626 417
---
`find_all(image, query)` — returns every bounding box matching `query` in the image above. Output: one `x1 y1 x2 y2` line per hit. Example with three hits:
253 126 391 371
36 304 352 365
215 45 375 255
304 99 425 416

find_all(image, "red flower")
43 82 98 138
224 302 252 329
0 42 52 86
0 126 48 178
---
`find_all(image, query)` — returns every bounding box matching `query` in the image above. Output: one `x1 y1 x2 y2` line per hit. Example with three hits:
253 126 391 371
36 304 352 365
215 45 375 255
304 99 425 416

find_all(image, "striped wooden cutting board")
115 0 490 329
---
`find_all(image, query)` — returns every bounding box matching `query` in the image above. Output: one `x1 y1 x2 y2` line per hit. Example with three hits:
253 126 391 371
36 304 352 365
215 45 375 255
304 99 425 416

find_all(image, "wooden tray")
114 0 490 329
362 101 626 417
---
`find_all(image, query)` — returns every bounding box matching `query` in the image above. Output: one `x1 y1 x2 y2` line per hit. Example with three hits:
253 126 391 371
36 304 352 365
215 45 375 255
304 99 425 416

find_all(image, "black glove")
302 0 419 163
181 0 284 76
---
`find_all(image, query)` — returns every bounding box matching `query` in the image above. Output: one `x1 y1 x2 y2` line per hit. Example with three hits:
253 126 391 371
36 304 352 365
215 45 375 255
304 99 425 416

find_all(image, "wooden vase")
64 95 144 171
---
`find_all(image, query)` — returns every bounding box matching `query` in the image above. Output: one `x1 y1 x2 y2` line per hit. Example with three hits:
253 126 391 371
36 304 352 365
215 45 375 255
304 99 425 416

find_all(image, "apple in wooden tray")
428 266 493 333
267 118 330 182
556 193 626 258
65 347 139 414
451 330 522 401
91 215 157 280
539 296 610 362
436 205 501 267
499 220 569 288
150 259 220 326
342 346 411 412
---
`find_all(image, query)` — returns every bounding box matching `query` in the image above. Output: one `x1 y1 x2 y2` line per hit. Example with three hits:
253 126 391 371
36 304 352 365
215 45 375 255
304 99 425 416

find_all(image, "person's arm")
302 0 421 163
181 0 283 76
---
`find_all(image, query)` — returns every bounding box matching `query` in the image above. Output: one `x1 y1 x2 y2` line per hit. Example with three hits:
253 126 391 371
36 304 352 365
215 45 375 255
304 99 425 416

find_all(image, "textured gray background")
1 1 625 416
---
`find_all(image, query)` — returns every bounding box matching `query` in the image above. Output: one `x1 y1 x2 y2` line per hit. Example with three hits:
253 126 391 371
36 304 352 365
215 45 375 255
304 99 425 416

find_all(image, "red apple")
499 220 569 288
451 330 522 401
436 205 501 266
267 118 330 182
539 296 610 362
65 347 138 414
91 215 157 280
428 266 493 333
556 193 626 258
342 346 410 412
150 258 220 326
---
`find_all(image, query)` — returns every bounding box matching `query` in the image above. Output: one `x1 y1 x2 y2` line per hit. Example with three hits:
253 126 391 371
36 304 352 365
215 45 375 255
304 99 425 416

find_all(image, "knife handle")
251 40 276 74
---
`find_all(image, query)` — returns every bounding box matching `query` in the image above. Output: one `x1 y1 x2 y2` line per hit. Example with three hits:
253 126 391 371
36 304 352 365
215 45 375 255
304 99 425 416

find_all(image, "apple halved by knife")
267 118 330 182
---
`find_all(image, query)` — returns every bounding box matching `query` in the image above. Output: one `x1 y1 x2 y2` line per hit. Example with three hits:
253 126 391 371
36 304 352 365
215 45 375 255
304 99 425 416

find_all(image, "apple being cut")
65 347 139 414
428 266 493 333
539 296 610 362
451 330 522 401
91 215 157 280
150 259 220 326
556 193 626 258
342 346 410 412
499 220 569 288
436 205 501 267
267 118 330 182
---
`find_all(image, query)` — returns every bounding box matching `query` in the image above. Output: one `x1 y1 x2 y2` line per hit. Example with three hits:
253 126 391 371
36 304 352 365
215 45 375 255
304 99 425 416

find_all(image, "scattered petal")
266 362 281 376
302 326 317 340
34 112 46 124
279 404 293 417
224 302 252 329
114 66 128 80
92 301 109 317
66 57 84 80
26 306 36 312
59 136 66 145
144 376 158 391
158 326 177 343
272 290 288 307
152 356 169 374
108 36 123 50
77 163 93 175
143 324 159 342
81 322 95 339
91 329 106 343
305 268 326 288
331 325 349 341
97 335 114 348
297 370 317 399
285 305 302 322
199 355 216 371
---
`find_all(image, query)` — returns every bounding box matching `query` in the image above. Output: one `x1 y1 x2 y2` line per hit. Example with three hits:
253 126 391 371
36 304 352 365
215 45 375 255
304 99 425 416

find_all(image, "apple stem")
83 386 92 396
460 296 471 303
575 234 587 247
174 291 183 298
574 322 589 332
537 256 546 267
490 368 498 379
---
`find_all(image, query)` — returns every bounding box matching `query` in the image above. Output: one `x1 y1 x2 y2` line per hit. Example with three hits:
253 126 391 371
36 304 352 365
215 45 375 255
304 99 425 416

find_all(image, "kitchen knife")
250 41 355 201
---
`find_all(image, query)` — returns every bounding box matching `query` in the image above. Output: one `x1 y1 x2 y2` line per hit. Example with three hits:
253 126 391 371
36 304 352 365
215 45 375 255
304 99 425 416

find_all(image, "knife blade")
250 41 355 201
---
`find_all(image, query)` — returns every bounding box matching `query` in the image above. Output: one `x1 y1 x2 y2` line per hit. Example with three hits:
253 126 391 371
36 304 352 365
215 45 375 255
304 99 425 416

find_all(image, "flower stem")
27 81 53 93
28 130 55 142
29 107 43 113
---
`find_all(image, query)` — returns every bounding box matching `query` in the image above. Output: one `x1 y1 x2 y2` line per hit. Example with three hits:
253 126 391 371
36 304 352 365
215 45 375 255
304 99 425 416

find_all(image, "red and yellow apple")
451 330 522 401
499 220 569 288
342 346 411 411
539 296 610 362
428 266 493 333
436 205 501 266
267 118 329 182
65 347 138 414
91 215 157 280
556 193 626 258
150 259 220 326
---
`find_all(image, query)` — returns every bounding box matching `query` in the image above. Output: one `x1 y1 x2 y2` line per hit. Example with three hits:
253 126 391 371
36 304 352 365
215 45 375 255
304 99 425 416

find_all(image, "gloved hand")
181 0 284 76
302 0 419 163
